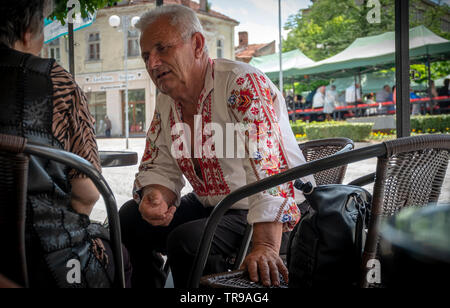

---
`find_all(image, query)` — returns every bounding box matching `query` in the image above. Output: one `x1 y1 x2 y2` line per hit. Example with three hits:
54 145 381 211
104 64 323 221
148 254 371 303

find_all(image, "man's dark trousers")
119 193 248 288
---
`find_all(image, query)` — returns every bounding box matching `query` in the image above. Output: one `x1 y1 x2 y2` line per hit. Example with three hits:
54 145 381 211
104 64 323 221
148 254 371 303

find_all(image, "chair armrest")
347 172 376 186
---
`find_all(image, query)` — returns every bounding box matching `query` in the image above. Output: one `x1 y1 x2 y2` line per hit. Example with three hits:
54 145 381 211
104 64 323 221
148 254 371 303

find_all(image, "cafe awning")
284 25 450 80
249 49 315 81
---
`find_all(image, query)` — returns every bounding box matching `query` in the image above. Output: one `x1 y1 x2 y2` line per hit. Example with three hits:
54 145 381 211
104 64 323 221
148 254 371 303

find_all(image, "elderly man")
119 4 314 288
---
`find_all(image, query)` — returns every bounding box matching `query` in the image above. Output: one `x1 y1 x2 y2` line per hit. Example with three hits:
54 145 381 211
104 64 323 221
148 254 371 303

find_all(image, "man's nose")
147 53 162 70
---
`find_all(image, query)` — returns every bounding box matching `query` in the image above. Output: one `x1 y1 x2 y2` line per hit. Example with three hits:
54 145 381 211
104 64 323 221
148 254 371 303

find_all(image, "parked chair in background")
298 137 354 185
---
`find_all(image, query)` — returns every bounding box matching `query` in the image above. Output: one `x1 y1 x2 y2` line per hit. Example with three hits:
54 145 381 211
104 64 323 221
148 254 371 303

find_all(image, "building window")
86 91 107 136
122 89 146 135
48 38 61 63
216 39 224 58
88 32 100 61
127 29 140 57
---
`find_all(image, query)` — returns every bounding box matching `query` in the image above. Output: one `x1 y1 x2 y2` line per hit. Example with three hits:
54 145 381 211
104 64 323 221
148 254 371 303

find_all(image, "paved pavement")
91 138 450 222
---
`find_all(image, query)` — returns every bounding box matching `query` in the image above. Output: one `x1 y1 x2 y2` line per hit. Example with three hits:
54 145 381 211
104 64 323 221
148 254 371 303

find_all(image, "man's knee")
119 199 139 242
166 220 203 257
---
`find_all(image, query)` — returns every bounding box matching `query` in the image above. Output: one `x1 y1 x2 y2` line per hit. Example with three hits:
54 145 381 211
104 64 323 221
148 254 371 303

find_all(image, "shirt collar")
197 58 215 108
172 58 215 115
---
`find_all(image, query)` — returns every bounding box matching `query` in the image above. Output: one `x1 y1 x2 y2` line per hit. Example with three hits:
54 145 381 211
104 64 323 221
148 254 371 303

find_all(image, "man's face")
140 16 194 96
384 85 391 92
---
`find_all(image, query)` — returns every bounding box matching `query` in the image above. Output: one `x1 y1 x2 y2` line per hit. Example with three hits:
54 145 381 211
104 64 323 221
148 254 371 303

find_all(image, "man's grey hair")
136 4 208 53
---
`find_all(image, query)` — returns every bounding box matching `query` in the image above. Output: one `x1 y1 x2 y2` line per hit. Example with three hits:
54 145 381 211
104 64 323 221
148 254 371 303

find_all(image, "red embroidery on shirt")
170 93 230 197
141 112 161 166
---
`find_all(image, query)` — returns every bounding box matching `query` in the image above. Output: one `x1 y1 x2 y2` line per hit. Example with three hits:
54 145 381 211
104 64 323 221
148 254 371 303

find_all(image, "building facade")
235 31 276 63
43 0 239 137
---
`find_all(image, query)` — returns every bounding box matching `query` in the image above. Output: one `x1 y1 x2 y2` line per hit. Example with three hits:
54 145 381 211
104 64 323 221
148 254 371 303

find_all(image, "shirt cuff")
246 194 300 232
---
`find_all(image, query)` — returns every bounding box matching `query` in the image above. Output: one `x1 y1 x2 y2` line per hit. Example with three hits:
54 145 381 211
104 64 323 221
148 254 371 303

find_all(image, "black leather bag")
287 180 372 288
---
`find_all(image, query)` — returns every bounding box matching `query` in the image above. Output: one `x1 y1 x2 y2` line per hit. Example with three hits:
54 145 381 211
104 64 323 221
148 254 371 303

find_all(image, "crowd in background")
285 78 450 121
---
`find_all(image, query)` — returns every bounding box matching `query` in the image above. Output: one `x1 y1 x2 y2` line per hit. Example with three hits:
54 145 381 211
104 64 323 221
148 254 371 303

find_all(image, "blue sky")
204 0 312 50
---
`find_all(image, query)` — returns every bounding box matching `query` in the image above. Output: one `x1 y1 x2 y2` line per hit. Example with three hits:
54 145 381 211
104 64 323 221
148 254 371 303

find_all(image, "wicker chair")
231 138 354 274
299 137 354 185
0 134 125 288
189 138 354 288
190 135 450 288
0 274 21 288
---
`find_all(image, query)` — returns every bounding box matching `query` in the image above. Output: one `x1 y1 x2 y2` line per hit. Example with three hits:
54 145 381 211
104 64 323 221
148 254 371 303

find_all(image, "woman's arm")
70 177 100 216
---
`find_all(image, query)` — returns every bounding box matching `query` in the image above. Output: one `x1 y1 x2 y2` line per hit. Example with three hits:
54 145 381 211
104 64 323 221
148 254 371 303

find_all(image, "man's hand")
240 222 288 287
139 185 177 227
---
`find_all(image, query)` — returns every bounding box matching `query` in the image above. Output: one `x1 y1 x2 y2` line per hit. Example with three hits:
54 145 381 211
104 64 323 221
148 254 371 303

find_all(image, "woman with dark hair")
0 0 130 288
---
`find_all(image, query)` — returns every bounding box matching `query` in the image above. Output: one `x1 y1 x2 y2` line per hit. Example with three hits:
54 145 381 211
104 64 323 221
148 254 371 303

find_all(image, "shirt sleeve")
132 103 185 206
226 72 307 232
51 63 101 179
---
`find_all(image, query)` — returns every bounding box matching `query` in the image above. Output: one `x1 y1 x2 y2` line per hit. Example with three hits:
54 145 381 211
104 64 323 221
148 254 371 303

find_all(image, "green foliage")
290 121 308 135
284 79 329 93
304 122 372 141
283 0 450 61
290 121 372 141
410 114 450 134
48 0 118 24
410 61 450 86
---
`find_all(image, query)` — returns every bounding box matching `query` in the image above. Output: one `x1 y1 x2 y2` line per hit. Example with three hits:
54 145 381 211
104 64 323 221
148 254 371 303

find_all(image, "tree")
48 0 118 24
283 0 449 61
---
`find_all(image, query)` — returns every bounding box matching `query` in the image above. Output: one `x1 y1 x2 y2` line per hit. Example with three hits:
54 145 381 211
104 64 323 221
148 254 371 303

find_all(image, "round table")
99 151 138 167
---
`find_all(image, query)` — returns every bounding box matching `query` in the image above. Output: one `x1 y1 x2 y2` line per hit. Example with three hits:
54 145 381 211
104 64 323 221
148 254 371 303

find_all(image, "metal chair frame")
188 134 450 288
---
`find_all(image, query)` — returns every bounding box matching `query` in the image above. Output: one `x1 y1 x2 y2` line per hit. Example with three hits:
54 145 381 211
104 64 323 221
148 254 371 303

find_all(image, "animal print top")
50 62 101 178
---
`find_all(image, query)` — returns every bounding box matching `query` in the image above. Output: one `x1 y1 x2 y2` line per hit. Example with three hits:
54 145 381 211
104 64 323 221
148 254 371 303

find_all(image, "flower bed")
411 115 450 134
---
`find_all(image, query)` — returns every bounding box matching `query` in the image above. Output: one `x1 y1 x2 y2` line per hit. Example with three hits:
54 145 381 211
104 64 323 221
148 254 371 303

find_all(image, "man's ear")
192 32 205 58
22 28 34 50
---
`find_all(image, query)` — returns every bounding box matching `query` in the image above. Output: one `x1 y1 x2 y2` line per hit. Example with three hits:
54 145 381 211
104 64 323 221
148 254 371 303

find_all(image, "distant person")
389 85 396 113
366 93 375 104
337 90 346 106
324 85 337 121
305 89 316 109
333 90 346 120
312 86 326 109
427 81 438 112
437 78 450 112
345 83 362 106
429 80 438 98
411 91 422 116
345 83 362 117
294 94 303 108
365 93 377 115
375 85 392 114
312 86 326 121
438 78 449 97
105 115 112 137
375 85 391 103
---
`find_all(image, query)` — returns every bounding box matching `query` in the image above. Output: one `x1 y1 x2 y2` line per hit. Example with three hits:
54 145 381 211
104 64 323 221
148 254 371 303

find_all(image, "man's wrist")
252 222 283 253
